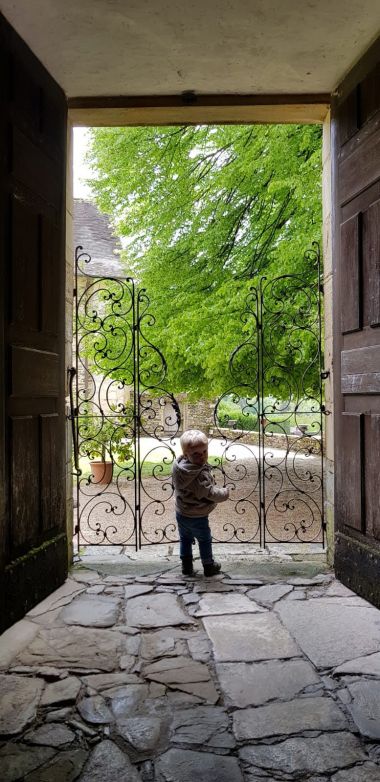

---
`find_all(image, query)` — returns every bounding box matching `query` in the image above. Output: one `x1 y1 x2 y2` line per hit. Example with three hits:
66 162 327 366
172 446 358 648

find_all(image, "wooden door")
332 39 380 607
0 13 67 631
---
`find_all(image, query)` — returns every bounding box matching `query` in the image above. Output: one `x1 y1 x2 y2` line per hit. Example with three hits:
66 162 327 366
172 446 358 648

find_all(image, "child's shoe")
181 556 195 576
203 560 221 577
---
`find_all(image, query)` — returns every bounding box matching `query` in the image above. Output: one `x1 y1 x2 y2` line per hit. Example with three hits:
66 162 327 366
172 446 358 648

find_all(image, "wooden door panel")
341 345 380 394
11 197 41 329
340 215 360 334
11 126 62 206
333 41 380 607
338 116 380 205
10 416 40 549
0 12 67 631
337 89 359 146
365 414 380 540
360 63 380 125
41 413 64 532
338 414 364 532
363 200 380 327
41 216 61 335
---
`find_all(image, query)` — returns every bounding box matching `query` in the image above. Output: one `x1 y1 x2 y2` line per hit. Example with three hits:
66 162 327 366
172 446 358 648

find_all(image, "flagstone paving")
0 560 380 781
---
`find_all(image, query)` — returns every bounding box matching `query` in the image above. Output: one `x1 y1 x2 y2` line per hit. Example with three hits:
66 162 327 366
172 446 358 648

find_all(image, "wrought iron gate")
70 244 326 550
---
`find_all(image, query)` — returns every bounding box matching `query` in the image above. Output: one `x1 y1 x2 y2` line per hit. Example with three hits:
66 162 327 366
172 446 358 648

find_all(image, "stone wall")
209 426 321 455
185 399 215 434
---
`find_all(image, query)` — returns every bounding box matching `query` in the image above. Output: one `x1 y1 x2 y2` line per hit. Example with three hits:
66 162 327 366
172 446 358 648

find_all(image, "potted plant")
78 411 134 484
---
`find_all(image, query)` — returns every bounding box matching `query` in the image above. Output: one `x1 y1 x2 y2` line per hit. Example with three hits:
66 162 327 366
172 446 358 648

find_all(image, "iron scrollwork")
71 242 325 550
212 242 325 547
71 246 181 550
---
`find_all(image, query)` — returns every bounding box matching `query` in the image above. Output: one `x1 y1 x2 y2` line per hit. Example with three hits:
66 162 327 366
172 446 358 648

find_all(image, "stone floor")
1 553 380 781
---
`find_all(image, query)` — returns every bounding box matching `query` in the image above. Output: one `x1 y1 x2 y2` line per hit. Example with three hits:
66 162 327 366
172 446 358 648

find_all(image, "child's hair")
180 429 208 454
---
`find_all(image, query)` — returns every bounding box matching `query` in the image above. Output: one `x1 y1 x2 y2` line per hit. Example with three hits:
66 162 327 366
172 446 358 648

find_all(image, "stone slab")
247 584 293 605
203 613 300 662
23 749 88 782
45 708 73 722
0 619 39 670
77 695 114 723
182 594 201 605
216 658 320 707
171 706 235 749
239 732 368 776
70 570 101 583
144 655 211 682
143 656 219 703
125 594 193 628
116 716 163 751
233 696 347 739
27 723 75 746
187 636 211 662
109 684 150 718
86 585 105 594
0 743 55 782
195 592 265 616
223 578 263 586
27 580 86 616
170 679 219 704
81 672 141 691
79 739 142 782
124 584 154 599
287 575 330 585
40 676 81 706
155 748 244 782
332 765 380 782
120 654 135 671
325 581 359 598
61 594 120 627
346 680 380 738
276 598 380 667
16 626 125 671
11 665 63 679
333 652 380 677
140 631 177 659
194 583 235 593
0 674 43 735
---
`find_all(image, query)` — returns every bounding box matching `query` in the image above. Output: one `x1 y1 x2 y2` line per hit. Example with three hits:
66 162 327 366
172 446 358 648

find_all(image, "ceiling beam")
68 93 330 125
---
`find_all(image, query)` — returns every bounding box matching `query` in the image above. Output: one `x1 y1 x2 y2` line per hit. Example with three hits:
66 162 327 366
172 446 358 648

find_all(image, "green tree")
85 124 322 402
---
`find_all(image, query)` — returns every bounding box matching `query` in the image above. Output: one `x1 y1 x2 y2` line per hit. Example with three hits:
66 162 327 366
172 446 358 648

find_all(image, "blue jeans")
176 512 213 564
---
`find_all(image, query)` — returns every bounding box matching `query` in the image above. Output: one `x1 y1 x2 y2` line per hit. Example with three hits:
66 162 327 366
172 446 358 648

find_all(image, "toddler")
172 429 229 576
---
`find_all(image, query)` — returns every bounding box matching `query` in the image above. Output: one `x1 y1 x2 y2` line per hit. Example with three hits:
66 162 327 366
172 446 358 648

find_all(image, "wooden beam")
68 93 330 126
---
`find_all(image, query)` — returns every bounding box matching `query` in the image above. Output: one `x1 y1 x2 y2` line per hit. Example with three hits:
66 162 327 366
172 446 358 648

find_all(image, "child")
172 429 229 577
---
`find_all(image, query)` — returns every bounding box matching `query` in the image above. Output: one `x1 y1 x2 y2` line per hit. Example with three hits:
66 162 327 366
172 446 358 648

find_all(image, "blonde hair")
180 429 208 454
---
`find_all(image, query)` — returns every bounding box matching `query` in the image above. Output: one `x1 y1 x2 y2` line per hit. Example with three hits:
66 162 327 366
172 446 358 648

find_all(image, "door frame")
65 98 334 562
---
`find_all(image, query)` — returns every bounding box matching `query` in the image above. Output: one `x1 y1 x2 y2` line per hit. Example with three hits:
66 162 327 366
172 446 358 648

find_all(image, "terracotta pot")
90 460 113 485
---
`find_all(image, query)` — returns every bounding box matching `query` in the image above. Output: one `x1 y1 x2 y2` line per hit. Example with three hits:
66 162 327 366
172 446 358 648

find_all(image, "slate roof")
74 199 124 277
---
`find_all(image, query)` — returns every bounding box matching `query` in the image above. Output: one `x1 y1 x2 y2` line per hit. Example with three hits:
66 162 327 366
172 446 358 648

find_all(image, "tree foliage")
85 124 322 402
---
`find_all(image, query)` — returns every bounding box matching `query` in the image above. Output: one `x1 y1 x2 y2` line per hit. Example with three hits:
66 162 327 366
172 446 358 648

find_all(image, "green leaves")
85 124 322 400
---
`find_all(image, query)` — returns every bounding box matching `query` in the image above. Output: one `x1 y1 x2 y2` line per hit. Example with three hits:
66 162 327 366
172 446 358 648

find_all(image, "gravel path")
75 449 323 548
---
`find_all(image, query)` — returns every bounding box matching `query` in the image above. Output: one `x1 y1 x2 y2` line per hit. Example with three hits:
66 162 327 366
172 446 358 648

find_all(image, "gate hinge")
74 524 79 534
73 287 77 297
321 370 330 380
